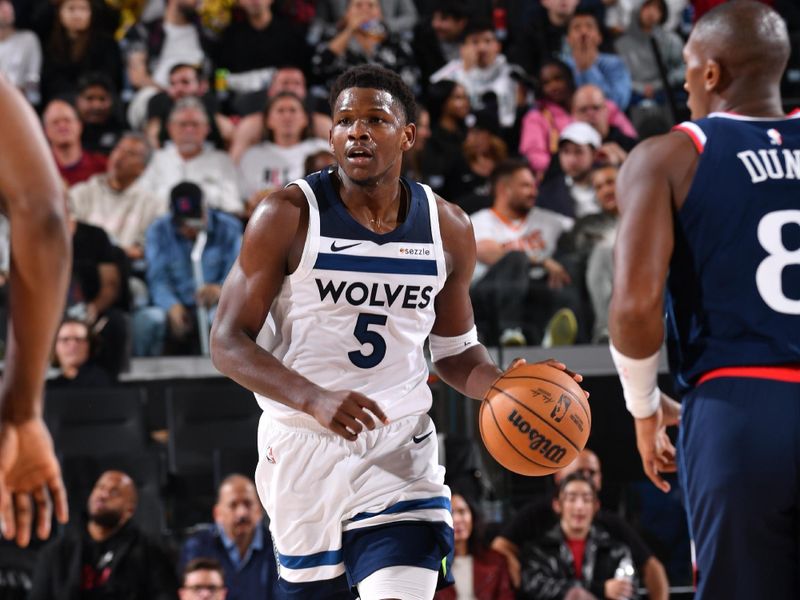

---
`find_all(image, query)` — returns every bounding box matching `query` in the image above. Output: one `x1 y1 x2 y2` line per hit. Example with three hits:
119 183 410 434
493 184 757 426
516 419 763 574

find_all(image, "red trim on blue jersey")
672 124 704 153
698 365 800 386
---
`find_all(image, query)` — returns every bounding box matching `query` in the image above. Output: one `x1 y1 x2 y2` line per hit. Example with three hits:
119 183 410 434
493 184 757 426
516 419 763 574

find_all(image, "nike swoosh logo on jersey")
330 241 362 252
412 431 433 444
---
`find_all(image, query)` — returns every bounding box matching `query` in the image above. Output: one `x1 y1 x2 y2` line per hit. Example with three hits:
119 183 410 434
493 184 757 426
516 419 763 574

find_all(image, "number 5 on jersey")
349 313 387 368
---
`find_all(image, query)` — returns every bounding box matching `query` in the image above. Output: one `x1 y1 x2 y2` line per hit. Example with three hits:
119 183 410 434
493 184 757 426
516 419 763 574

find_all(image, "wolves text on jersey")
316 278 434 310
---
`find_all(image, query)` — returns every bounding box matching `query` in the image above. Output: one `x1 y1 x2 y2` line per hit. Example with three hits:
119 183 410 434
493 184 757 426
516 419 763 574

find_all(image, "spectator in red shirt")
42 98 107 186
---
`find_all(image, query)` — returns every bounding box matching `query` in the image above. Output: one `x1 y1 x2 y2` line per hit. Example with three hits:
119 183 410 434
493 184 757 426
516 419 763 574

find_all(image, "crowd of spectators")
0 0 797 363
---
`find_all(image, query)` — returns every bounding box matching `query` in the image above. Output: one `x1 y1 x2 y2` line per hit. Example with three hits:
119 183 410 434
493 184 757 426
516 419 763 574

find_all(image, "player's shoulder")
245 185 308 241
629 129 697 163
434 193 473 237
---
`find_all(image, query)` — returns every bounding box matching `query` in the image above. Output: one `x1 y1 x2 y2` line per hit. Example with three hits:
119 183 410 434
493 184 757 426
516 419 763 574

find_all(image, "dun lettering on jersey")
737 149 800 183
316 278 434 310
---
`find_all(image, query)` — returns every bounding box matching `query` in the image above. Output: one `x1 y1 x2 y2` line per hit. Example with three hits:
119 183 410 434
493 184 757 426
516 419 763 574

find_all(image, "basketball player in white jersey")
0 75 71 547
211 65 583 599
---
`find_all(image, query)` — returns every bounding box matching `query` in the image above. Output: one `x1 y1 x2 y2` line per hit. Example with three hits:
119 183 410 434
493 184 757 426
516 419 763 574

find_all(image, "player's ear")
704 59 721 92
401 122 416 151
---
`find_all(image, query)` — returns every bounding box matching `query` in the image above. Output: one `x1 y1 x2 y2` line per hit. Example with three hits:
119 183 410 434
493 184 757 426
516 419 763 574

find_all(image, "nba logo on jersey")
767 128 783 145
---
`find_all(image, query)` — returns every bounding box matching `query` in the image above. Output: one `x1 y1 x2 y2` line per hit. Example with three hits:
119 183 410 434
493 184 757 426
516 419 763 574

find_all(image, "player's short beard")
89 509 125 530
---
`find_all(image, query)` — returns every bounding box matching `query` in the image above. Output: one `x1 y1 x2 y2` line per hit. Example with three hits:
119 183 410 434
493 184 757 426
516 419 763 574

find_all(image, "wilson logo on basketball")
507 409 568 463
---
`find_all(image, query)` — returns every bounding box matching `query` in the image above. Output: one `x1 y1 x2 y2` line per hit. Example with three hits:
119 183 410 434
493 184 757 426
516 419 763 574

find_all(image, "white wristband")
609 342 661 419
429 326 479 362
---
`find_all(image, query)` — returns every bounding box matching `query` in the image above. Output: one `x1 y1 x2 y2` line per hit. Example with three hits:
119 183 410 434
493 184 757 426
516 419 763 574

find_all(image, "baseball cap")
559 122 602 149
170 181 205 228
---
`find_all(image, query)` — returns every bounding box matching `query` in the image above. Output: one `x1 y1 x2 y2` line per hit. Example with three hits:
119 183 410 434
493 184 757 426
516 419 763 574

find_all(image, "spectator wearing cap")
563 10 632 111
538 122 601 220
0 0 42 105
138 97 243 216
571 84 637 166
43 98 107 187
69 133 166 261
138 182 242 355
430 18 520 129
75 72 126 155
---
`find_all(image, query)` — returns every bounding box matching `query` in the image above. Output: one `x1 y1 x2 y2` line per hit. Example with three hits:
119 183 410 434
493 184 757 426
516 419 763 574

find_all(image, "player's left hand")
0 417 69 547
504 358 589 400
634 392 680 493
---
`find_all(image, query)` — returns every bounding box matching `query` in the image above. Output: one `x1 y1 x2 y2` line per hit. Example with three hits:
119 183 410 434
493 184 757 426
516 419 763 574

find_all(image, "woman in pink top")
519 59 636 177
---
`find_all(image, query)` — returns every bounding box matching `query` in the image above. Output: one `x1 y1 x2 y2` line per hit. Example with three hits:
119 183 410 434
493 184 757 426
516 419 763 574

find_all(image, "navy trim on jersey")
314 253 438 276
311 167 434 244
349 496 451 522
278 548 343 569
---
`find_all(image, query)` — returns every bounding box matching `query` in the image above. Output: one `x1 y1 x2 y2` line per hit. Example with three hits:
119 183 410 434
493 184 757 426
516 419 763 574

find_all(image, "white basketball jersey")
255 168 447 428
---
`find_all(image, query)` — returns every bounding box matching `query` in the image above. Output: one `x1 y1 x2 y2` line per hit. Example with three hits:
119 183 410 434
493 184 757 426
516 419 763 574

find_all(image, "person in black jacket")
30 470 178 600
518 473 638 600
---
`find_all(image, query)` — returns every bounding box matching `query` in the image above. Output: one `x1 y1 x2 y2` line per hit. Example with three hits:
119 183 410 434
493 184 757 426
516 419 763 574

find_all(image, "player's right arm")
609 132 694 492
210 188 388 440
0 75 71 546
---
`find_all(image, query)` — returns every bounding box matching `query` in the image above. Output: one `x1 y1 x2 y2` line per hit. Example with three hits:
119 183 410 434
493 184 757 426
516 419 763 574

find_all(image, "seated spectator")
179 475 278 599
179 558 228 600
562 10 632 111
572 85 637 165
491 449 669 598
213 0 311 97
411 0 469 89
615 0 685 123
311 0 420 96
237 92 330 214
517 473 639 600
43 99 107 187
146 63 232 150
470 159 578 346
68 214 129 376
309 0 418 43
138 97 243 215
69 133 166 261
561 164 619 343
30 470 179 600
138 182 241 355
433 491 514 600
538 122 601 219
75 72 126 156
420 79 469 195
123 0 213 89
229 66 332 162
0 0 42 105
430 18 519 129
40 0 123 104
519 60 638 177
48 318 113 388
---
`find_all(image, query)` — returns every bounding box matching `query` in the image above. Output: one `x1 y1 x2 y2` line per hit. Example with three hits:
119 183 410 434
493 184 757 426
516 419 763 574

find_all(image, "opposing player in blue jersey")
609 2 800 598
210 65 584 599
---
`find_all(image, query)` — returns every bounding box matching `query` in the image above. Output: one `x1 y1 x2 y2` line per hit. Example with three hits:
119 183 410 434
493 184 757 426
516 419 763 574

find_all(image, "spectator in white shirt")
0 0 41 105
237 92 329 215
430 19 519 129
137 97 243 215
69 133 166 260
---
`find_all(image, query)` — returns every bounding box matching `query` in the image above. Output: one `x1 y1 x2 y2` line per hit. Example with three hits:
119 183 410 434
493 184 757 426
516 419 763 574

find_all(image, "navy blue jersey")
666 112 800 391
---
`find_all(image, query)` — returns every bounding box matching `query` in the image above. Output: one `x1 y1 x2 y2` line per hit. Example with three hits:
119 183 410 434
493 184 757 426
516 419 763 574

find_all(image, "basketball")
479 363 591 476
